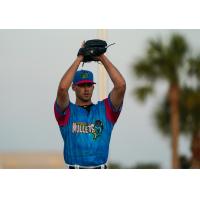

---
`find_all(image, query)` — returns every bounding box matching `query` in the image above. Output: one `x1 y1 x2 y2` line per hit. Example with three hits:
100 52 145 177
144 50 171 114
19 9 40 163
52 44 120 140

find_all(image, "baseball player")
54 43 126 169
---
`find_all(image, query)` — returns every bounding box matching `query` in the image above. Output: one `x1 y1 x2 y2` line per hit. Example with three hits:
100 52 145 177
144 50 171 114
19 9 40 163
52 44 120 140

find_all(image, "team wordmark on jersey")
72 120 104 140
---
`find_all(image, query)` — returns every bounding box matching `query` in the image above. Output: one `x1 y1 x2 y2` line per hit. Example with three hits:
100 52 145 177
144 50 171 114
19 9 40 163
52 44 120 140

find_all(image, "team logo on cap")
81 72 89 79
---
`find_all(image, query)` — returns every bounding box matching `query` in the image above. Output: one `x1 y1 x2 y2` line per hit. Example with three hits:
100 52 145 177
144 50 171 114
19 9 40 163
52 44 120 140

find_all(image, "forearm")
99 55 126 88
59 56 83 90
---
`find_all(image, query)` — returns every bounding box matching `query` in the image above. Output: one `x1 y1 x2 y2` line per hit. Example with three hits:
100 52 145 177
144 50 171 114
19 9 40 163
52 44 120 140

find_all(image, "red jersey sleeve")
104 94 123 124
54 101 70 126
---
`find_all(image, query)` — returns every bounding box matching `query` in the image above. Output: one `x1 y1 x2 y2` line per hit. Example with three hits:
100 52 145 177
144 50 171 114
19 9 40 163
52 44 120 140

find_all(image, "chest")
70 105 105 122
69 105 107 140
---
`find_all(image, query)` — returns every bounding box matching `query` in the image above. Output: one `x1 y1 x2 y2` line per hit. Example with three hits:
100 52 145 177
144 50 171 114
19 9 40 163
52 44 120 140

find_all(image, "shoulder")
54 101 74 126
94 94 123 124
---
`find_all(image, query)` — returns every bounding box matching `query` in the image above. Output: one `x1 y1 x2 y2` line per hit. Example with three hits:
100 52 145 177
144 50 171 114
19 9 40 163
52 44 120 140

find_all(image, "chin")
82 96 92 102
83 98 91 102
78 94 92 102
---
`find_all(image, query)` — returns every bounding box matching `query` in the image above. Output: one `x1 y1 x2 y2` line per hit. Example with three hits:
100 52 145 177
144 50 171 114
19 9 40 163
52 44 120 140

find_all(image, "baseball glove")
77 39 115 63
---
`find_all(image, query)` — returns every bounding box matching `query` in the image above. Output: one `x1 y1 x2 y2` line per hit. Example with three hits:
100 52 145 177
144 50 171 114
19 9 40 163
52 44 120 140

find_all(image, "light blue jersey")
54 96 122 166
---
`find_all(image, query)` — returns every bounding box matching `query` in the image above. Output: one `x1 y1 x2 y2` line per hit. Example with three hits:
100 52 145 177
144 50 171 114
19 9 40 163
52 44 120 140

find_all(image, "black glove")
77 39 115 63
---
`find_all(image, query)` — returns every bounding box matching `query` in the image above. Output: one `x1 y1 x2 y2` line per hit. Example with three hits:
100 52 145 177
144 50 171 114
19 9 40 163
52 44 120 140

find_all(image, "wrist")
77 55 83 62
98 54 106 62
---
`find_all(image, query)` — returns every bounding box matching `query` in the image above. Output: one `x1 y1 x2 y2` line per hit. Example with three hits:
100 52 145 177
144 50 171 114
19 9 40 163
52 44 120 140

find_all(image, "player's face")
73 83 94 102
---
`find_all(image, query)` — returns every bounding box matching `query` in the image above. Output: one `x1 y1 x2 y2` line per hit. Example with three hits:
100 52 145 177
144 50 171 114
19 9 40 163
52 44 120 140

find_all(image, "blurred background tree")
107 162 122 169
154 86 200 168
188 55 200 168
108 162 161 169
132 33 189 168
179 155 190 169
131 162 161 169
154 54 200 168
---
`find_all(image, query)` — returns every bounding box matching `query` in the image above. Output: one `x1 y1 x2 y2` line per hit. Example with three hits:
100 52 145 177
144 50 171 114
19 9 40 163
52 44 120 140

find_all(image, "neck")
75 99 92 106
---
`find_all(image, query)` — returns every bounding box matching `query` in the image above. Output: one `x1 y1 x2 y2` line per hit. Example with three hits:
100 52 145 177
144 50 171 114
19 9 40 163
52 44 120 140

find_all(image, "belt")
66 164 107 169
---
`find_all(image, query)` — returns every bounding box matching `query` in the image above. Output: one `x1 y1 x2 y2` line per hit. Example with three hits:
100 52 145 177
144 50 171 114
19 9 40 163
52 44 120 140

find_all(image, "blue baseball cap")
73 70 96 85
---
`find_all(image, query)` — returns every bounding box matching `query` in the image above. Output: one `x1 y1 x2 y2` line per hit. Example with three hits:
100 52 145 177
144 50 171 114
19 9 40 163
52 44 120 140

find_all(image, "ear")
72 84 76 91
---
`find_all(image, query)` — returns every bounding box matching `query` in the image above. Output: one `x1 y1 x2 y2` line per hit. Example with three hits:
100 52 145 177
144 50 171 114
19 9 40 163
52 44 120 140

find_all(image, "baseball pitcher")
54 40 126 169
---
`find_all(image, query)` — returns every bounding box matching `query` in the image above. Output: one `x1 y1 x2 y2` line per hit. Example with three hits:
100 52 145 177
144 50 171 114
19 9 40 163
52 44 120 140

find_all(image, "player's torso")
61 101 113 165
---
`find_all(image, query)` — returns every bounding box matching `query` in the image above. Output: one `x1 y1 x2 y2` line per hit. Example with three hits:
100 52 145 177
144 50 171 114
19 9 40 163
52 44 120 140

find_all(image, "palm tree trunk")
169 84 180 169
191 131 200 168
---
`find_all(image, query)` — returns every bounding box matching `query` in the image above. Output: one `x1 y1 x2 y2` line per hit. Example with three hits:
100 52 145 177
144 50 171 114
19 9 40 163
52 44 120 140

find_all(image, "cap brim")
75 80 96 85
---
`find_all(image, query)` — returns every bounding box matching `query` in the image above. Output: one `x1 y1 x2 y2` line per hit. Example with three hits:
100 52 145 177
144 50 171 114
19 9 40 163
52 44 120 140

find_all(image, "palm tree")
132 33 188 168
154 86 200 168
187 55 200 168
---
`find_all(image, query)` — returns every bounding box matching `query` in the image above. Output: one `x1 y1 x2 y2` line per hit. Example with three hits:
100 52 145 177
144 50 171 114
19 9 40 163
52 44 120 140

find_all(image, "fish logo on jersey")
72 120 104 140
93 120 104 139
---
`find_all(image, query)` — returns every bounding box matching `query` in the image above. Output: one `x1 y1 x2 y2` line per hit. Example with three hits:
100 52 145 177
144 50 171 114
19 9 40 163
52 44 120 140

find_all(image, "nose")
84 86 90 91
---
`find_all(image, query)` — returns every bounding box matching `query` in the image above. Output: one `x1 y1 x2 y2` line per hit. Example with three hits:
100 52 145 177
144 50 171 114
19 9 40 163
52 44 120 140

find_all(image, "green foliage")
132 162 161 169
132 33 190 134
168 34 188 66
133 33 188 88
134 59 158 81
154 96 171 135
134 85 154 102
188 55 200 81
132 33 200 168
180 87 200 134
154 87 200 136
179 155 191 169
